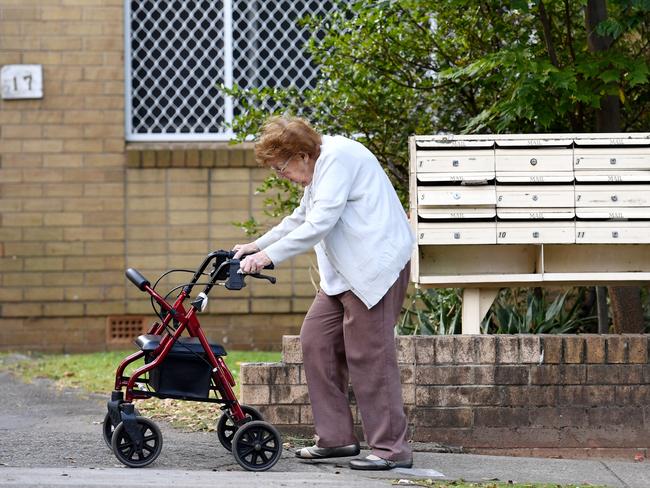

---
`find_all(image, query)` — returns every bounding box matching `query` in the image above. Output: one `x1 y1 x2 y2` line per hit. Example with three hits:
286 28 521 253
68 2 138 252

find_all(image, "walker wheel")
217 405 263 452
102 408 140 449
232 420 282 471
111 417 162 468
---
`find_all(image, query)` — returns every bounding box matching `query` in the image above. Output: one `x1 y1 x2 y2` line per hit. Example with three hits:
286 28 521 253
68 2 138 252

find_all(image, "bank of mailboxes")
411 134 650 248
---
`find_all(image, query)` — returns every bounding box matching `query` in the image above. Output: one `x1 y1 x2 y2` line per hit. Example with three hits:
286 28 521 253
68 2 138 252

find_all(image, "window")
125 0 338 141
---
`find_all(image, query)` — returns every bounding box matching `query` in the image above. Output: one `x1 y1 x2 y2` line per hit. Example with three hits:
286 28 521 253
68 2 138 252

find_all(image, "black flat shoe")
295 443 360 459
349 454 413 470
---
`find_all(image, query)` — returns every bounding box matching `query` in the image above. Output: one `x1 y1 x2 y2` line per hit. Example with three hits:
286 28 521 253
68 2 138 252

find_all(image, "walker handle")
125 268 150 291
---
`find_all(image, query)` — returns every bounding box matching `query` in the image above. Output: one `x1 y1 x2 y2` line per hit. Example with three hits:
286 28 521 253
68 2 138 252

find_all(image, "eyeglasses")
271 157 292 175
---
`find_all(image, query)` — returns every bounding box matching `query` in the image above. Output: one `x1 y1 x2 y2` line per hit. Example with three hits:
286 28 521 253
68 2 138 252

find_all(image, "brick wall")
240 334 650 459
0 1 314 352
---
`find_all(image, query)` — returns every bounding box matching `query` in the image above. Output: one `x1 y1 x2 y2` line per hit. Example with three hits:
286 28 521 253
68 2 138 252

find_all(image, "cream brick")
83 183 123 197
4 242 45 256
41 36 82 51
168 241 208 254
23 199 63 212
24 257 64 271
82 212 123 226
169 211 208 226
42 6 82 20
85 241 124 255
23 227 63 241
43 125 84 139
43 183 83 197
22 169 64 183
0 110 22 124
43 302 84 316
84 95 123 110
127 240 167 255
63 139 103 153
43 213 82 226
0 228 22 241
1 8 39 20
47 67 83 82
63 227 103 241
25 287 64 301
1 303 43 317
2 213 43 227
23 51 63 64
2 36 40 51
43 154 83 168
127 213 166 226
60 52 104 66
46 242 84 256
43 272 83 286
0 288 22 301
0 257 24 272
3 125 43 139
168 197 207 211
1 153 43 168
0 169 22 182
3 272 42 287
21 139 63 153
85 301 125 316
83 36 122 51
83 66 122 80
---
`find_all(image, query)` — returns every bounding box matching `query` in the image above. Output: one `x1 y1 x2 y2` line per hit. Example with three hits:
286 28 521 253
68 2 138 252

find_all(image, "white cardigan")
255 135 415 309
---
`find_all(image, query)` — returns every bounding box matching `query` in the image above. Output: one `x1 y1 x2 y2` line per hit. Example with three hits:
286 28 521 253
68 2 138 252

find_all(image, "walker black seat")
135 334 227 357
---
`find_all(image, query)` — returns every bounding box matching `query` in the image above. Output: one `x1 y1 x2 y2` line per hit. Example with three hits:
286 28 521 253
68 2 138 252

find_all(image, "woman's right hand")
232 242 260 259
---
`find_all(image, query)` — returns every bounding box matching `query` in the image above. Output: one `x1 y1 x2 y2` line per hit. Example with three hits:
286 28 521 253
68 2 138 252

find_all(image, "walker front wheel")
111 417 162 468
102 408 140 448
217 405 263 452
232 420 282 471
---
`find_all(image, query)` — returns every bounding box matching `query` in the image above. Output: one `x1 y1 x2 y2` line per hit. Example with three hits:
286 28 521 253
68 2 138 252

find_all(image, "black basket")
136 335 227 399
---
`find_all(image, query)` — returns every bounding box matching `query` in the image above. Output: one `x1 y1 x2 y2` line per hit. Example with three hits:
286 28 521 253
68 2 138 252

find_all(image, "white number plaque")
1 64 43 100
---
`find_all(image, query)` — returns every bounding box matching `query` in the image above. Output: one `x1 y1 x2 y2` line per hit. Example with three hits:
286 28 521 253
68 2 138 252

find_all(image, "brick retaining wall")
240 334 650 459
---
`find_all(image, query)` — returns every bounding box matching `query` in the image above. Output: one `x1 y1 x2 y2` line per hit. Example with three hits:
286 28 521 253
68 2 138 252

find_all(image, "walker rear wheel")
232 420 282 471
111 417 162 468
217 405 263 451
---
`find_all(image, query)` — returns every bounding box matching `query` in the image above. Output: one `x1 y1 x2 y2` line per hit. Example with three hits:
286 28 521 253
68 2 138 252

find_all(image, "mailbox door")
576 221 650 244
495 149 574 182
497 221 575 244
416 150 494 181
575 185 650 207
417 185 496 207
496 185 574 208
418 222 497 245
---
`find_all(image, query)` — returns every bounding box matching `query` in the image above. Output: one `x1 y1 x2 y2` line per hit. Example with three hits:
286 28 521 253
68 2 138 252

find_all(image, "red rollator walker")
103 250 282 471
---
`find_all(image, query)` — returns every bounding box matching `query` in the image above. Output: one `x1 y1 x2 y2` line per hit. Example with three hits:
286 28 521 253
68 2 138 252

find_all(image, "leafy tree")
227 0 650 331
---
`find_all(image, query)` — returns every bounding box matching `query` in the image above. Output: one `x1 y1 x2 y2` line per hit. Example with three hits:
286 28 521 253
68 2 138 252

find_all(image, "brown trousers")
300 264 411 461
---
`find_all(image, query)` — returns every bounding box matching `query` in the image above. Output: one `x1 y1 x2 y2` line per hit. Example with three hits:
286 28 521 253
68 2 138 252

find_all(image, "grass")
1 349 280 431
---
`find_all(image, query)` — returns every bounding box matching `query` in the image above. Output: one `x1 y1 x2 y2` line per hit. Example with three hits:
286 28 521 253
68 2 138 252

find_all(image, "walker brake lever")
251 273 276 284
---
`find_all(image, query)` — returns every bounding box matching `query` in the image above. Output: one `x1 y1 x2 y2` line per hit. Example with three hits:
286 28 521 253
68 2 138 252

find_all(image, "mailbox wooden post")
409 133 650 334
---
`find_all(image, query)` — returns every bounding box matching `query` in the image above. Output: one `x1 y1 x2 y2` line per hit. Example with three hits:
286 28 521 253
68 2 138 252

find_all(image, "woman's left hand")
240 251 272 274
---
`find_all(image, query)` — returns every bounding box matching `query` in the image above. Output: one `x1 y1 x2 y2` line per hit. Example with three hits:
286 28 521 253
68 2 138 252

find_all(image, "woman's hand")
240 251 272 274
232 242 260 259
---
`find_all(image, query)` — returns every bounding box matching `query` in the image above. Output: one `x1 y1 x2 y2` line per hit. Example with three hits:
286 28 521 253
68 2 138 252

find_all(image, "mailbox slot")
496 185 574 208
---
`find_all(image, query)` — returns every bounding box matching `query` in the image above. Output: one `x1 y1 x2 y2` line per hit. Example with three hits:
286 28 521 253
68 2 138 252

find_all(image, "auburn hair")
254 116 322 167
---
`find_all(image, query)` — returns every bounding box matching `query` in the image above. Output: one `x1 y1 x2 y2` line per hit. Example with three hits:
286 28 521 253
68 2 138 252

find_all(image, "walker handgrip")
125 268 150 291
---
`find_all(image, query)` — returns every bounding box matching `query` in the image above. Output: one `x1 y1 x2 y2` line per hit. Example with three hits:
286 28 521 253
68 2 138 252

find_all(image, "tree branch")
539 0 560 67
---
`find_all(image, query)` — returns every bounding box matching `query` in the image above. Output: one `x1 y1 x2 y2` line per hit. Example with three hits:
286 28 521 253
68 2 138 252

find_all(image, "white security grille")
125 0 338 141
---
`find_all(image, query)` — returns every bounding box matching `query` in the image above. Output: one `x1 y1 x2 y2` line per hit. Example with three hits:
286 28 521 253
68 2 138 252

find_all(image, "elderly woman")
233 116 414 470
